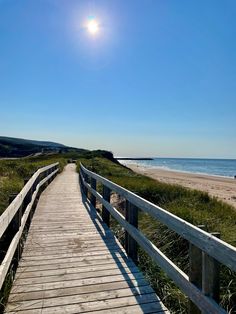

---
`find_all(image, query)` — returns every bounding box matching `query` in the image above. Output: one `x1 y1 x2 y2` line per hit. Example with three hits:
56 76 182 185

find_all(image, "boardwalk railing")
80 163 236 314
0 162 59 290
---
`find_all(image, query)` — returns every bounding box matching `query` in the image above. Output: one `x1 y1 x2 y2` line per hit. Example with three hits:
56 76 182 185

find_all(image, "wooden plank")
6 286 155 311
84 302 168 314
6 293 164 314
14 266 140 286
8 278 150 302
20 248 125 261
3 302 167 314
19 252 129 267
17 256 132 273
22 241 121 253
15 260 138 279
10 272 145 294
22 242 123 257
26 230 115 239
21 250 126 262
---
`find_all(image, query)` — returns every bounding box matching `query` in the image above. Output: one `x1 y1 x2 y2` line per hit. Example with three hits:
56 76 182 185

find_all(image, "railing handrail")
0 162 59 239
0 162 59 290
80 163 235 314
80 163 236 272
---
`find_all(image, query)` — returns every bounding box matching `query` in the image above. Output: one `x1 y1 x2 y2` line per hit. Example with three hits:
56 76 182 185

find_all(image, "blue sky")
0 0 235 158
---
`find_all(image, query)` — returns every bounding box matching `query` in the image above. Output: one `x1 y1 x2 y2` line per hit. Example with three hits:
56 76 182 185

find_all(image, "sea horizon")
118 157 236 178
116 156 236 160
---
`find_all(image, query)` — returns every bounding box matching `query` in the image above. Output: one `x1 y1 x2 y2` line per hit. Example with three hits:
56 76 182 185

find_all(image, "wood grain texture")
5 164 168 314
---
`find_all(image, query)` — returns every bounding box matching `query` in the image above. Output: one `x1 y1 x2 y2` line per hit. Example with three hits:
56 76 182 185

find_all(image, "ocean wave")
119 159 236 179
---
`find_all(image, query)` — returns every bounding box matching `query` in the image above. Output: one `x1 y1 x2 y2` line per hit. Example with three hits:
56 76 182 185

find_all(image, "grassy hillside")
0 136 86 157
78 157 236 313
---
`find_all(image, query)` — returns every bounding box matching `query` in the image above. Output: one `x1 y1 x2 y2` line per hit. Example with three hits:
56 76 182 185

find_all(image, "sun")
87 19 99 35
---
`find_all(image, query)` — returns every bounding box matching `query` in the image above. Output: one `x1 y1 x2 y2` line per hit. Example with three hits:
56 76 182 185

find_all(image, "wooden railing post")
125 200 138 264
202 232 220 304
9 194 22 262
23 178 32 205
188 225 205 314
90 178 96 207
102 186 111 227
28 186 34 221
84 174 89 198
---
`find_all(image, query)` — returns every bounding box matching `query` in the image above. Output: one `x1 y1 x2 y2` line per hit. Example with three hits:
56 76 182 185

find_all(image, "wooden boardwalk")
5 164 168 314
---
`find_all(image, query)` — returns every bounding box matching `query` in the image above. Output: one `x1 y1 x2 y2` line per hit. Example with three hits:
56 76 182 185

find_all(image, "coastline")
125 163 236 209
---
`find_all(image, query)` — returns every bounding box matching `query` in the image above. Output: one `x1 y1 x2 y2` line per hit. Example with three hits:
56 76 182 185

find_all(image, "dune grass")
0 156 67 215
78 157 236 313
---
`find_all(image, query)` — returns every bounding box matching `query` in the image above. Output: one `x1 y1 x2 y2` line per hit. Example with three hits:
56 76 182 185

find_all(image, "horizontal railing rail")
0 162 59 290
80 163 236 314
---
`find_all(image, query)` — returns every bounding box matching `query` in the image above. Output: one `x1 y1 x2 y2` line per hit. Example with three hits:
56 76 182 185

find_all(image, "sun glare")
87 19 99 35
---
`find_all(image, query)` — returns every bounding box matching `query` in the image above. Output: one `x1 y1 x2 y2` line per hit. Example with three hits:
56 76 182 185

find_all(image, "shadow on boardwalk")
81 184 166 313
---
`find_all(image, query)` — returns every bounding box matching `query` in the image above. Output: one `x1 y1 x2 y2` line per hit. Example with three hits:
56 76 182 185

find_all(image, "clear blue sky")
0 0 236 158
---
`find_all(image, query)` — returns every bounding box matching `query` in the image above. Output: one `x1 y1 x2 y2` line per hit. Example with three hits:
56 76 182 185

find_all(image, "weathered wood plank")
14 266 141 286
8 279 150 303
15 261 138 279
17 256 132 273
19 252 129 267
6 293 164 314
10 272 145 294
5 164 167 314
21 250 126 262
21 248 124 260
6 286 157 311
84 302 168 314
22 242 123 257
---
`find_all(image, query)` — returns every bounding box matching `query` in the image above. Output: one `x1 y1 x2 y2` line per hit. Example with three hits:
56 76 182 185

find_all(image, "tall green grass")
0 156 67 215
78 157 236 313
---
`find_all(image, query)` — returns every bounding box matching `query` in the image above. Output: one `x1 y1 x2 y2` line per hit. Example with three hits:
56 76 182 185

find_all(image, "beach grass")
0 156 67 215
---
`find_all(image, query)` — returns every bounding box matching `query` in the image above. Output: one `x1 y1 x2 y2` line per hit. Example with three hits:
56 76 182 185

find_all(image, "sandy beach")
126 163 236 209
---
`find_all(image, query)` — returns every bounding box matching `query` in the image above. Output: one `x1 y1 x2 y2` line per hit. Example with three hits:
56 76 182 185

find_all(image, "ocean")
119 158 236 178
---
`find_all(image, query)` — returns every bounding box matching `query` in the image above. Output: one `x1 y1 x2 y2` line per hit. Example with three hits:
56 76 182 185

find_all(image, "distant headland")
115 157 153 160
